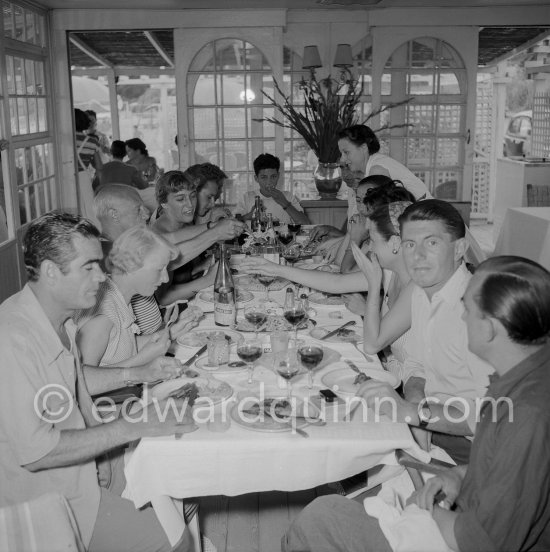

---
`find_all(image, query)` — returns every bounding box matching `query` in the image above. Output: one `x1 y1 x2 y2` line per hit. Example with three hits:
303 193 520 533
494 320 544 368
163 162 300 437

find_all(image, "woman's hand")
169 308 203 340
239 256 281 276
348 214 368 244
139 329 171 359
310 225 344 242
351 242 382 286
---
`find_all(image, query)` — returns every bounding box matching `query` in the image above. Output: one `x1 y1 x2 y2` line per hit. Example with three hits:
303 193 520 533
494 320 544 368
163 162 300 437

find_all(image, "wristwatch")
207 220 214 230
417 401 432 428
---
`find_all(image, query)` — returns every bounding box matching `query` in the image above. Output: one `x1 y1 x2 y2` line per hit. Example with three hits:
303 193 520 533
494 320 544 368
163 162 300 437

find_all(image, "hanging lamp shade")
302 45 322 69
333 44 354 68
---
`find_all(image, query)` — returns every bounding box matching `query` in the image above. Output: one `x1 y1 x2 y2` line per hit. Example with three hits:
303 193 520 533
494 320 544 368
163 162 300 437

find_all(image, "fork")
343 359 362 375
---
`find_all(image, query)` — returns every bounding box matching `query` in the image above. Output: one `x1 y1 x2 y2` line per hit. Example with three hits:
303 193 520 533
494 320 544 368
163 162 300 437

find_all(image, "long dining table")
123 270 429 545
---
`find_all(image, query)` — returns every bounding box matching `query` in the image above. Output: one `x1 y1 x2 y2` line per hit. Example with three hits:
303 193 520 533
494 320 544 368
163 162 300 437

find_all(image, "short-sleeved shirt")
402 264 494 432
454 343 550 551
76 132 100 171
234 190 304 224
0 285 100 547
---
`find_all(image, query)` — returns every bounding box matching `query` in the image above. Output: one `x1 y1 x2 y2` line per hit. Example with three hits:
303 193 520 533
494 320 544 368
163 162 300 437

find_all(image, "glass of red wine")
237 340 263 385
283 242 302 267
283 301 308 344
278 230 294 246
288 223 302 238
298 345 324 389
256 274 276 302
276 358 300 400
244 306 267 339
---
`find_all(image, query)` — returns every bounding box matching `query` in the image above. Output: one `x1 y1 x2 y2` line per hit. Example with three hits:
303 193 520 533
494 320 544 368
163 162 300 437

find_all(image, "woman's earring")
392 248 398 254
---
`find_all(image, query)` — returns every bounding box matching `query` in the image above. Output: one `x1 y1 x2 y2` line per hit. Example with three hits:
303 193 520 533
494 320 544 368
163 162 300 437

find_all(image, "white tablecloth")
493 207 550 270
123 285 428 544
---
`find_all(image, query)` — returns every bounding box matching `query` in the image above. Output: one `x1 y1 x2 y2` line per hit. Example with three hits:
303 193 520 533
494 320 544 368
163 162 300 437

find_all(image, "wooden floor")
197 485 335 552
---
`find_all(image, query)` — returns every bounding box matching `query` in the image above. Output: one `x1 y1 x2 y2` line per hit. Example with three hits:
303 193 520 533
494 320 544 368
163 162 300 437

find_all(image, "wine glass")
237 340 263 385
276 358 300 400
277 230 294 247
288 223 302 239
283 243 302 267
244 305 267 339
256 274 277 302
298 345 324 389
283 301 308 345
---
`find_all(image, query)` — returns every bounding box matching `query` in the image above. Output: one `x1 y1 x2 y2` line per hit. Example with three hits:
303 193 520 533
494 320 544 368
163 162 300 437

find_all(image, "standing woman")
125 138 159 184
74 108 102 222
337 124 429 201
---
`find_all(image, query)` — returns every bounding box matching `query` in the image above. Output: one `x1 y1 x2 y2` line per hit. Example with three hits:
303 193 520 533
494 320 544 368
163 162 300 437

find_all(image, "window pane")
223 142 248 171
411 38 436 68
436 138 460 165
25 9 35 44
37 98 47 131
244 43 269 71
434 171 459 200
222 108 246 138
408 73 434 95
14 57 24 94
195 141 219 165
3 1 14 39
28 98 37 133
438 105 462 133
192 74 217 105
17 98 28 134
406 137 434 166
408 104 434 134
193 108 217 139
413 170 431 192
221 74 244 104
381 73 391 95
14 4 24 41
190 42 214 71
216 39 244 71
25 59 36 94
251 107 274 138
18 189 29 224
439 72 460 94
6 56 15 94
9 98 18 134
35 61 45 94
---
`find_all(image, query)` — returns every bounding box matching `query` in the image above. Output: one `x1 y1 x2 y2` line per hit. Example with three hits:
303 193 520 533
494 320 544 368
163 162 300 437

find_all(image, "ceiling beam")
69 35 113 68
482 28 550 67
143 31 174 68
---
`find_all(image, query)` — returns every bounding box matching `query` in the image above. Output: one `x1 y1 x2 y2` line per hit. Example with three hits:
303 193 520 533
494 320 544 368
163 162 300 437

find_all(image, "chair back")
526 184 550 207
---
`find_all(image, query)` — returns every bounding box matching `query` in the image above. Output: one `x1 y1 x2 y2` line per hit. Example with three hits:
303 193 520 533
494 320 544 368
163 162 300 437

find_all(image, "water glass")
207 332 230 366
270 331 290 355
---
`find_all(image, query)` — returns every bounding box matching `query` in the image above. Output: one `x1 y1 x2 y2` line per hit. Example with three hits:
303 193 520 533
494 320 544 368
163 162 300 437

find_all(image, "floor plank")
225 493 260 552
199 495 229 552
258 491 290 552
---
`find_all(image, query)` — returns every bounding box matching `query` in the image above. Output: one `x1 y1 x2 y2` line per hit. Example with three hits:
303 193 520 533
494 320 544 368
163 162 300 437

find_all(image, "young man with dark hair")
284 255 550 552
235 153 309 225
92 140 148 192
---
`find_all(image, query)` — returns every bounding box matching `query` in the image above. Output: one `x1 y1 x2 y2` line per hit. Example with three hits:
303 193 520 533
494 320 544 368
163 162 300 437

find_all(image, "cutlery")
242 408 310 437
344 359 362 375
320 320 356 341
181 344 207 369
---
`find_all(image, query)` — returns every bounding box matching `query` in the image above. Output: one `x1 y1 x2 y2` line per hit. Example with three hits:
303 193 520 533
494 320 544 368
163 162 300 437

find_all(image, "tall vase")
314 162 343 200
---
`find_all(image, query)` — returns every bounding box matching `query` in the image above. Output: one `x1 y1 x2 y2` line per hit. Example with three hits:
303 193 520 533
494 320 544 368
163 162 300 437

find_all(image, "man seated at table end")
283 255 550 552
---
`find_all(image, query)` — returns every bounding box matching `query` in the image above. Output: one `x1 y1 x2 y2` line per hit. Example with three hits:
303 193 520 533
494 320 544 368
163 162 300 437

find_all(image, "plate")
196 354 248 373
231 397 319 433
235 314 314 333
321 367 400 395
197 289 254 305
176 327 243 348
309 324 364 344
149 375 234 406
308 292 345 306
235 275 290 292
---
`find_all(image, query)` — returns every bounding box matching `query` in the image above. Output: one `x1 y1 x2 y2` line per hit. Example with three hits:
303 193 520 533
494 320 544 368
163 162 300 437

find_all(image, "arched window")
381 37 466 199
187 39 275 205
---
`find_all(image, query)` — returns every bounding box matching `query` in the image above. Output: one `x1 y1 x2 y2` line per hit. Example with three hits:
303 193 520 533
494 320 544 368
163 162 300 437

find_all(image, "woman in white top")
77 226 199 367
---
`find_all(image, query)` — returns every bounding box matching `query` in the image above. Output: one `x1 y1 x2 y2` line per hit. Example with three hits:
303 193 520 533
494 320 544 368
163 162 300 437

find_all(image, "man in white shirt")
234 153 309 225
359 199 494 463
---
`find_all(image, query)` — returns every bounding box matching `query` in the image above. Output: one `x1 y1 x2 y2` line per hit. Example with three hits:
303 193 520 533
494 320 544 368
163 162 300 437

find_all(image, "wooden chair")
396 449 454 497
526 184 550 207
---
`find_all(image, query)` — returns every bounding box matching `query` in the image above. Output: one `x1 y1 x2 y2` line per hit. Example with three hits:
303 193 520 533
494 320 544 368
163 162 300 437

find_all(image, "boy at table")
284 255 550 552
0 212 196 551
234 153 309 225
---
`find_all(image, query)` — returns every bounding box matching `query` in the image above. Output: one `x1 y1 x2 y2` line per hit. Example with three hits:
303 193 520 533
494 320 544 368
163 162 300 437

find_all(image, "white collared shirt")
402 264 494 432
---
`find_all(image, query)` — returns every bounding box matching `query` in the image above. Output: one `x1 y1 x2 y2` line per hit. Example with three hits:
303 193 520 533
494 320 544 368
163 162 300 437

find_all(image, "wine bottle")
214 243 237 327
251 195 262 233
263 213 280 264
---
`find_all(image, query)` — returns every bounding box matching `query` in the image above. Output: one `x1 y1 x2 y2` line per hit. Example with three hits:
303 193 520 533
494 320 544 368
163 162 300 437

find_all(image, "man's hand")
310 225 344 243
261 186 289 207
212 218 246 241
142 356 184 383
138 329 171 359
130 397 197 438
356 380 417 423
407 467 464 512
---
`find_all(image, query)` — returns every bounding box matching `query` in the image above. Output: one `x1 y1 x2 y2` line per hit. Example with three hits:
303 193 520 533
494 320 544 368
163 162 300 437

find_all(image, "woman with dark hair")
74 108 102 222
125 138 158 183
338 124 429 201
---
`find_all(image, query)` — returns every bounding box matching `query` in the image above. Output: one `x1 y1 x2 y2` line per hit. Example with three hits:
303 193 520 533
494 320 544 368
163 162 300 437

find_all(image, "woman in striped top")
76 226 199 367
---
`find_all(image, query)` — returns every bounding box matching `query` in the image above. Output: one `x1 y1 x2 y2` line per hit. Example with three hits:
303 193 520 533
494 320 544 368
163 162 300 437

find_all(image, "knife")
181 344 207 368
320 320 356 341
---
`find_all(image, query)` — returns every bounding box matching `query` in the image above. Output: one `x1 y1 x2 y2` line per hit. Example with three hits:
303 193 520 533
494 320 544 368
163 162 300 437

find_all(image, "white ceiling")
34 0 550 10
